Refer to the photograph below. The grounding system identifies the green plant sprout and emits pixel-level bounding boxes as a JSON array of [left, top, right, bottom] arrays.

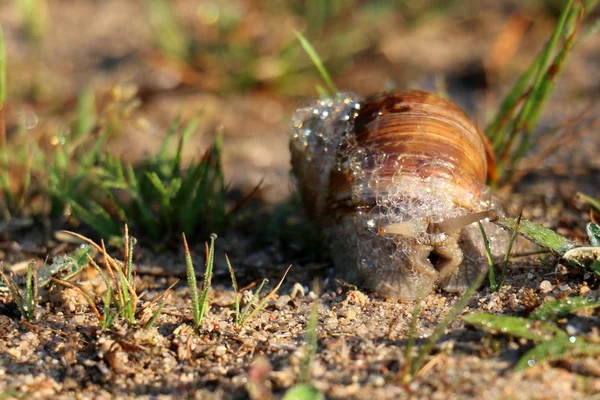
[[480, 213, 522, 292], [185, 233, 216, 331], [0, 244, 95, 320], [64, 228, 141, 326], [227, 254, 292, 328], [401, 267, 489, 383], [283, 282, 323, 400]]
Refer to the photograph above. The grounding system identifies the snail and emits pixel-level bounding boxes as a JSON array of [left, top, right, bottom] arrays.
[[289, 89, 510, 300]]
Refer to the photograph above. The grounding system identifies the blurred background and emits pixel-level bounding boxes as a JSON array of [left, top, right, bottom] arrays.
[[0, 0, 598, 205]]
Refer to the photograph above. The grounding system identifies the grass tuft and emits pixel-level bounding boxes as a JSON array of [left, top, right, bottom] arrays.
[[63, 229, 141, 327], [481, 212, 522, 292], [50, 110, 226, 244], [228, 259, 292, 328], [485, 0, 595, 185]]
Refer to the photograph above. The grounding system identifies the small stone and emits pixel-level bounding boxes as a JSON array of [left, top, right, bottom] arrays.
[[559, 284, 570, 292], [580, 285, 590, 295], [275, 295, 291, 309], [214, 345, 227, 357], [539, 280, 553, 293], [345, 308, 357, 320], [290, 283, 305, 299]]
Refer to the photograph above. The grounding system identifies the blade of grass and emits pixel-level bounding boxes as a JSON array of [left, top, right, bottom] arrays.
[[25, 261, 36, 320], [240, 265, 292, 327], [515, 337, 600, 371], [478, 222, 497, 291], [239, 278, 268, 326], [507, 5, 583, 169], [294, 30, 337, 96], [498, 212, 522, 289], [411, 267, 488, 376], [494, 217, 576, 254], [0, 24, 10, 217], [183, 233, 201, 328], [299, 289, 319, 384], [531, 296, 600, 321], [197, 234, 217, 324], [462, 313, 566, 341], [0, 24, 5, 106], [400, 299, 422, 384], [225, 254, 241, 326], [577, 192, 600, 213]]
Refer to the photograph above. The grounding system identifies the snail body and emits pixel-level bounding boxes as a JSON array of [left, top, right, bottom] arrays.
[[289, 89, 509, 300]]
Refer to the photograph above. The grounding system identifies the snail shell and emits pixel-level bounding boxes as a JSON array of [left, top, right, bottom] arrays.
[[289, 89, 509, 300]]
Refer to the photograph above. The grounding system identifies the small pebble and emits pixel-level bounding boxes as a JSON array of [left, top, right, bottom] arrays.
[[559, 284, 570, 292], [290, 282, 305, 299], [580, 285, 590, 295], [214, 345, 227, 357], [539, 280, 553, 293], [275, 295, 291, 309]]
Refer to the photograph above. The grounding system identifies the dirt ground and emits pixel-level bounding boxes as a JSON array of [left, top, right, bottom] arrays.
[[1, 1, 600, 399]]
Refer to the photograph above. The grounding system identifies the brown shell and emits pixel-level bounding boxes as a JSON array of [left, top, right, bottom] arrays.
[[328, 90, 492, 213]]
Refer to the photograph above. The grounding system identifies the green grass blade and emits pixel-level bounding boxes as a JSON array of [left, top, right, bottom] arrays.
[[89, 256, 114, 328], [487, 53, 541, 148], [294, 30, 337, 96], [183, 233, 201, 328], [73, 87, 96, 139], [146, 0, 190, 61], [240, 278, 267, 325], [0, 24, 6, 106], [145, 296, 168, 329], [577, 192, 600, 213], [478, 222, 497, 291], [25, 261, 36, 320], [225, 254, 241, 326], [530, 296, 600, 321], [198, 234, 217, 323], [515, 338, 600, 371], [157, 114, 181, 161], [514, 0, 574, 126], [462, 313, 566, 341], [411, 268, 488, 376], [299, 297, 319, 384], [498, 213, 521, 289], [241, 265, 292, 327], [494, 217, 576, 254]]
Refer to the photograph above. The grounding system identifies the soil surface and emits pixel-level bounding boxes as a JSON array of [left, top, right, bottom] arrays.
[[1, 1, 600, 399]]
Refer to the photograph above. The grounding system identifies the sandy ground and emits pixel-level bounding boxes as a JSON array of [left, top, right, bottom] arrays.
[[1, 1, 600, 399]]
